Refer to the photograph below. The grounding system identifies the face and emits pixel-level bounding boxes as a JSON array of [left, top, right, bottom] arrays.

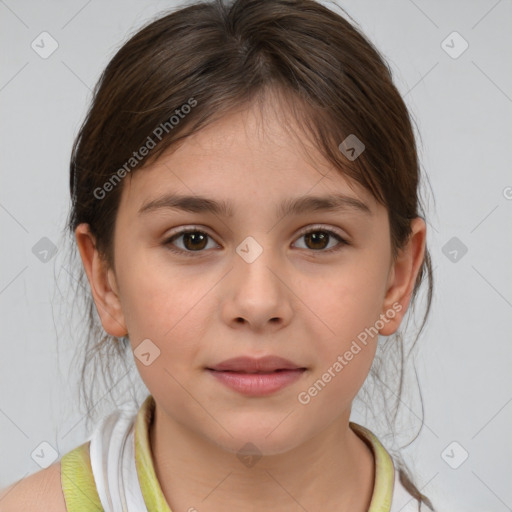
[[77, 100, 425, 457]]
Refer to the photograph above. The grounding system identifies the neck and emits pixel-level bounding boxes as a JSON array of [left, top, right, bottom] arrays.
[[148, 405, 375, 512]]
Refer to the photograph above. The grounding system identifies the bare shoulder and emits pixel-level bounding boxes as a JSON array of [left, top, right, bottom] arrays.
[[0, 461, 67, 512]]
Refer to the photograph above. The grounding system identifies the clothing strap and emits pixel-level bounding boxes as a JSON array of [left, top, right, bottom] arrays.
[[61, 405, 149, 512], [350, 421, 395, 512], [134, 395, 173, 511], [88, 406, 148, 512]]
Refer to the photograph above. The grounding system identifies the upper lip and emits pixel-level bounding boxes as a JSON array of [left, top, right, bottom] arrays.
[[207, 356, 306, 373]]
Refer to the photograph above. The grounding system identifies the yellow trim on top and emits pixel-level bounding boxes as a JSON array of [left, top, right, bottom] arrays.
[[350, 422, 395, 512], [135, 394, 173, 511], [60, 440, 104, 511]]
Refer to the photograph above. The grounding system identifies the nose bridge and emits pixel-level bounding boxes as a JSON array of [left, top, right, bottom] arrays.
[[235, 234, 267, 266], [233, 234, 280, 289]]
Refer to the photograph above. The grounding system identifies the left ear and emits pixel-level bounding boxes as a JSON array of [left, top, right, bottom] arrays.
[[378, 217, 427, 336]]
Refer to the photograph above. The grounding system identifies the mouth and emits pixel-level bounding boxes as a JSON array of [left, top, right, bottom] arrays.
[[207, 368, 306, 374], [206, 355, 307, 373], [205, 358, 307, 397]]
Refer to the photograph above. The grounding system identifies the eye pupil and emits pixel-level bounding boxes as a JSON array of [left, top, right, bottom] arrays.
[[183, 231, 208, 250], [305, 231, 328, 250]]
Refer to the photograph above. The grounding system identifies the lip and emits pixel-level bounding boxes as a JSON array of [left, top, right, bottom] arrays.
[[206, 356, 307, 396], [206, 368, 306, 396], [207, 355, 305, 373]]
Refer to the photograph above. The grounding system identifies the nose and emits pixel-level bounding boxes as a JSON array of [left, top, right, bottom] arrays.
[[220, 238, 294, 333]]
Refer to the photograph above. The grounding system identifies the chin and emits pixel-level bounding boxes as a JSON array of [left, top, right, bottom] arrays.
[[209, 422, 305, 459]]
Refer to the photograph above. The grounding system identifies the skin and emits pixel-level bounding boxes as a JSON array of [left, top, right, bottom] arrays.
[[75, 98, 426, 511]]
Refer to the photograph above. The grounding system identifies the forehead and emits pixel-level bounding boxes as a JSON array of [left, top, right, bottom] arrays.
[[119, 103, 379, 217]]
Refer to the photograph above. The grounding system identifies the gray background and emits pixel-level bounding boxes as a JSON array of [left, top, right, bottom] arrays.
[[1, 1, 511, 510]]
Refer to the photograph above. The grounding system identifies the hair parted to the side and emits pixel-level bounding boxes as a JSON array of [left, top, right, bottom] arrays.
[[61, 0, 435, 509]]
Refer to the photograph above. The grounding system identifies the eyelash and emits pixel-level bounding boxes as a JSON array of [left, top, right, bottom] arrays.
[[162, 225, 349, 257]]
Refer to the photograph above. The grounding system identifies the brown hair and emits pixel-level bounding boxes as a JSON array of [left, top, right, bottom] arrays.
[[63, 0, 435, 509]]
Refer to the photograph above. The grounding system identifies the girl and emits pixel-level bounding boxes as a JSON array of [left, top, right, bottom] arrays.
[[1, 0, 436, 510]]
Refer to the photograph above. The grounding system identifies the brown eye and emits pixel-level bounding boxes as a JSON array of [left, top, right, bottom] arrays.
[[181, 231, 208, 251], [304, 231, 329, 250], [294, 227, 348, 253], [163, 229, 218, 255]]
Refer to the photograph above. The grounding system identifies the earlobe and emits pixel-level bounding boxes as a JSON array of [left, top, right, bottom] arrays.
[[75, 223, 128, 337], [378, 217, 427, 336]]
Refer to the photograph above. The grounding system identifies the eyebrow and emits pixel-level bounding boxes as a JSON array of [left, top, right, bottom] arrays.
[[138, 192, 372, 218]]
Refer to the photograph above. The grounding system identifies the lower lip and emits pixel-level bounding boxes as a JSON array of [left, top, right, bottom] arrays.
[[206, 369, 306, 396]]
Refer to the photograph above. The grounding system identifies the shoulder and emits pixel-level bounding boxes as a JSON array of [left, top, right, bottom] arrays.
[[0, 461, 67, 512]]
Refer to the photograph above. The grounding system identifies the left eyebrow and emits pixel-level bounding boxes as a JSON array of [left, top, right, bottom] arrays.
[[137, 192, 372, 218], [276, 193, 372, 218]]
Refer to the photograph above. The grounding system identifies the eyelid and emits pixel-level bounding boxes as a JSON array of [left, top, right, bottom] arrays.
[[165, 224, 214, 237], [165, 223, 349, 240], [297, 223, 348, 239]]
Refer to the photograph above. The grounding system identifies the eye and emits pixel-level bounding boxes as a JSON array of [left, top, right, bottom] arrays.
[[163, 228, 219, 256], [162, 225, 349, 257], [293, 225, 349, 253]]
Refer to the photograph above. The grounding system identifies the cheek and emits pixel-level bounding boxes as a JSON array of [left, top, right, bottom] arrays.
[[122, 261, 210, 395], [298, 261, 385, 389], [117, 252, 210, 339], [308, 263, 385, 340], [115, 265, 210, 396], [300, 292, 379, 412]]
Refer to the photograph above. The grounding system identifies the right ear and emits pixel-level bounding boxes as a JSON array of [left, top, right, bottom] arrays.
[[75, 223, 128, 338]]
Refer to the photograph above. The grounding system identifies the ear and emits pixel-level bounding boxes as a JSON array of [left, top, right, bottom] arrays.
[[378, 217, 427, 336], [75, 223, 128, 337]]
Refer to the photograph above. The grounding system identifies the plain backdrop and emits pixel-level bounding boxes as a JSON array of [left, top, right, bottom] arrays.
[[1, 1, 511, 510]]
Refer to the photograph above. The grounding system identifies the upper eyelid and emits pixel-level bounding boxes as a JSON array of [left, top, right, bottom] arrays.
[[165, 224, 348, 244]]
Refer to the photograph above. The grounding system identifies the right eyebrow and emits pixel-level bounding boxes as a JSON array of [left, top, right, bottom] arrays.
[[138, 194, 234, 217]]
